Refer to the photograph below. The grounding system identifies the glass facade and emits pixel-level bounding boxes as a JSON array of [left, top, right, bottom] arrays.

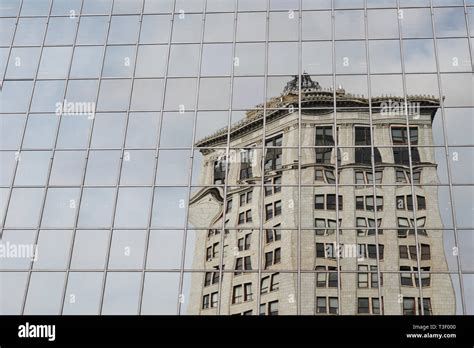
[[0, 0, 473, 316]]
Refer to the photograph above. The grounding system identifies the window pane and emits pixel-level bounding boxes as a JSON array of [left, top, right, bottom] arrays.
[[0, 189, 8, 227], [51, 0, 82, 15], [33, 230, 73, 269], [20, 0, 49, 15], [77, 188, 116, 228], [401, 8, 433, 38], [76, 16, 109, 45], [335, 10, 365, 40], [403, 39, 436, 73], [469, 8, 474, 36], [0, 272, 28, 314], [0, 115, 25, 150], [114, 188, 152, 228], [369, 41, 401, 74], [45, 17, 77, 45], [70, 46, 104, 78], [0, 81, 34, 113], [140, 15, 172, 44], [204, 13, 234, 42], [367, 0, 396, 7], [195, 111, 229, 142], [335, 0, 364, 8], [151, 187, 187, 228], [135, 45, 168, 78], [453, 186, 474, 228], [440, 73, 473, 107], [2, 48, 11, 76], [102, 272, 141, 315], [156, 150, 191, 185], [0, 156, 16, 187], [146, 230, 183, 269], [238, 0, 267, 11], [0, 0, 22, 17], [172, 14, 203, 43], [141, 272, 180, 314], [85, 150, 121, 186], [175, 0, 204, 12], [41, 188, 80, 228], [49, 151, 86, 186], [97, 79, 132, 112], [303, 42, 332, 74], [168, 44, 200, 77], [335, 41, 367, 74], [269, 12, 298, 41], [201, 44, 233, 76], [131, 79, 164, 111], [23, 114, 59, 149], [5, 188, 45, 228], [234, 43, 265, 76], [90, 113, 126, 148], [6, 47, 41, 79], [232, 77, 264, 109], [14, 18, 47, 46], [164, 78, 197, 111], [0, 230, 36, 269], [236, 12, 266, 42], [113, 0, 142, 14], [63, 272, 104, 315], [433, 0, 464, 5], [445, 109, 474, 146], [109, 230, 147, 269], [302, 11, 332, 40], [82, 0, 113, 14], [108, 15, 140, 44], [434, 7, 468, 38], [268, 42, 298, 75], [31, 80, 67, 113], [338, 74, 369, 97], [57, 115, 93, 149], [270, 0, 299, 10], [159, 112, 194, 148], [103, 45, 136, 78], [207, 0, 235, 12], [71, 230, 110, 269], [437, 39, 472, 73], [120, 150, 155, 185], [24, 272, 66, 315], [65, 79, 99, 107], [126, 112, 160, 148], [14, 151, 51, 186], [368, 9, 399, 39], [198, 78, 231, 110], [144, 0, 174, 13]]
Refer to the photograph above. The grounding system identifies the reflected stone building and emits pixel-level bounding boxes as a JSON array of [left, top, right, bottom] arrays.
[[188, 74, 455, 315]]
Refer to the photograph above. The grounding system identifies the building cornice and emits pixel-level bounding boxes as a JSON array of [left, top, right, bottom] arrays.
[[195, 75, 440, 148]]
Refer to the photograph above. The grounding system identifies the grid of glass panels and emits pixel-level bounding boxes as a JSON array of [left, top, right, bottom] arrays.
[[0, 0, 473, 316]]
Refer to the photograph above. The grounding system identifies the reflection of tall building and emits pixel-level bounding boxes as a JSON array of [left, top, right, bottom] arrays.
[[188, 74, 455, 315]]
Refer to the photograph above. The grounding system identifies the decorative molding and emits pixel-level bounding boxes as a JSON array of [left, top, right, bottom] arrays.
[[194, 74, 440, 148]]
